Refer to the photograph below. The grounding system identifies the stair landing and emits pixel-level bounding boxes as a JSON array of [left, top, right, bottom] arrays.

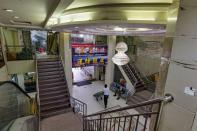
[[41, 112, 83, 131]]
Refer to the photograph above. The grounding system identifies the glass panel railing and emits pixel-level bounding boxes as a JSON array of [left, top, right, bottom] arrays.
[[0, 81, 32, 130], [6, 46, 33, 61]]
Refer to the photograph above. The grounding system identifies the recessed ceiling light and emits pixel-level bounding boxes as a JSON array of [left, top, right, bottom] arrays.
[[4, 9, 13, 12], [14, 16, 19, 19]]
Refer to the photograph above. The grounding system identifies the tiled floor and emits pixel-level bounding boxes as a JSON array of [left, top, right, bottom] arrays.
[[71, 81, 137, 114], [71, 80, 149, 130]]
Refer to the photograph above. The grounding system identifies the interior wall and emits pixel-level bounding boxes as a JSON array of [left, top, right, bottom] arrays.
[[135, 56, 161, 76], [134, 36, 163, 76], [7, 60, 35, 74], [0, 66, 9, 81]]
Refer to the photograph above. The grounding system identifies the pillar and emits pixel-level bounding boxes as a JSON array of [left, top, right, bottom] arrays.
[[105, 36, 116, 87], [59, 33, 73, 91], [0, 27, 9, 81], [158, 1, 197, 131]]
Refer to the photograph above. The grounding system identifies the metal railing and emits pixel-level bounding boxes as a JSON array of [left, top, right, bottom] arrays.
[[83, 95, 173, 131], [0, 81, 34, 130], [122, 65, 138, 85], [70, 96, 87, 130], [35, 55, 42, 131], [70, 96, 87, 116], [0, 47, 5, 68]]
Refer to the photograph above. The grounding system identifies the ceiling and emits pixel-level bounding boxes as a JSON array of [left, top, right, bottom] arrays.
[[0, 0, 60, 27], [66, 0, 174, 10], [0, 0, 180, 35], [181, 0, 197, 6]]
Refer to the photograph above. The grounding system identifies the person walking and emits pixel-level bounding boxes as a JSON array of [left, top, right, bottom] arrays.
[[103, 84, 109, 108]]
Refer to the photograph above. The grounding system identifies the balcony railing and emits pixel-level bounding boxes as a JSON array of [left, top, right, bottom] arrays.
[[0, 47, 5, 68], [83, 95, 174, 131], [70, 96, 87, 116], [6, 45, 34, 61]]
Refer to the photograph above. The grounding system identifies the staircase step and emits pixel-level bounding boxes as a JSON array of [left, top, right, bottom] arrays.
[[38, 74, 61, 80], [39, 85, 67, 92], [38, 70, 64, 77], [37, 58, 59, 62], [40, 98, 69, 107], [39, 81, 66, 88], [38, 67, 61, 73], [39, 78, 64, 84], [40, 102, 70, 112], [40, 94, 69, 102], [37, 61, 60, 65], [40, 89, 68, 98], [38, 64, 60, 69], [40, 107, 72, 119]]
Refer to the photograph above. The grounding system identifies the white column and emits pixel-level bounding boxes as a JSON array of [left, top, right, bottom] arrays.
[[105, 36, 116, 87], [159, 2, 197, 131], [59, 33, 73, 91]]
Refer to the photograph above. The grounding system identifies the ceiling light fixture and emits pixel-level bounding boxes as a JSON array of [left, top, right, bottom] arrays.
[[167, 17, 177, 21], [127, 18, 156, 21], [14, 16, 19, 19], [4, 9, 13, 12], [112, 42, 130, 65], [114, 27, 126, 32], [137, 28, 152, 31]]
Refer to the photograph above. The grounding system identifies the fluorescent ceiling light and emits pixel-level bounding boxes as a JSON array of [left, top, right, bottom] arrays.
[[4, 9, 13, 12], [114, 27, 126, 32], [127, 18, 156, 21], [14, 16, 19, 19], [167, 17, 177, 21], [137, 28, 152, 31]]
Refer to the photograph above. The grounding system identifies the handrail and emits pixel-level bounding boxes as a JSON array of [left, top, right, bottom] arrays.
[[70, 96, 87, 115], [0, 81, 31, 99], [84, 98, 163, 118], [35, 55, 41, 131], [83, 95, 173, 131], [126, 64, 139, 82], [6, 45, 32, 47]]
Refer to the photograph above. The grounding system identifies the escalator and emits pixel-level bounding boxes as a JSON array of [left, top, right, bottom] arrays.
[[120, 62, 156, 113], [121, 63, 145, 92], [0, 81, 37, 131]]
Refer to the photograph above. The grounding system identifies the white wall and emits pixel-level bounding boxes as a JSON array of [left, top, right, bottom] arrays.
[[135, 55, 160, 76], [0, 66, 9, 81], [7, 60, 35, 74]]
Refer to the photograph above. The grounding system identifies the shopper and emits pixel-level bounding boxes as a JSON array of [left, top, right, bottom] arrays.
[[114, 79, 126, 100], [103, 84, 109, 108]]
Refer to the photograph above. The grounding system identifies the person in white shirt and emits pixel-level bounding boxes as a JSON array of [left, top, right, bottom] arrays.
[[103, 84, 109, 108]]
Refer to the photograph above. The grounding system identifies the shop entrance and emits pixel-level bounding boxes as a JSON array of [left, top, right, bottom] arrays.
[[71, 34, 108, 86]]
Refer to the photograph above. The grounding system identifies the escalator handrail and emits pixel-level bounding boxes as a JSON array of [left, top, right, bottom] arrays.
[[0, 81, 31, 99]]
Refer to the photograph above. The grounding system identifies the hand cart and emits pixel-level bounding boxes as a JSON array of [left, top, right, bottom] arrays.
[[93, 91, 104, 101]]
